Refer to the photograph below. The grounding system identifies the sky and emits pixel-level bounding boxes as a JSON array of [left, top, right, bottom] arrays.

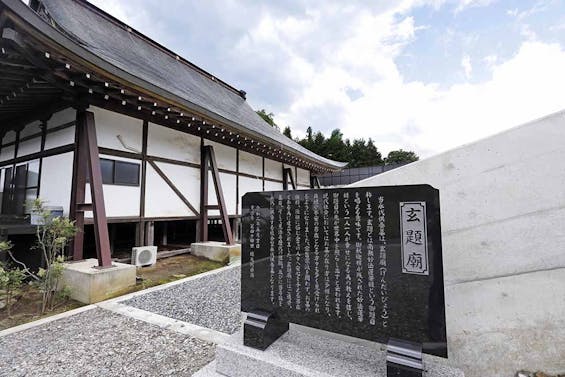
[[86, 0, 565, 158]]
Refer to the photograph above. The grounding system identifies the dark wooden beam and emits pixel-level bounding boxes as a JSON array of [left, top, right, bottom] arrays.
[[236, 149, 239, 216], [138, 120, 148, 246], [72, 110, 112, 267], [199, 139, 209, 242], [0, 143, 74, 168]]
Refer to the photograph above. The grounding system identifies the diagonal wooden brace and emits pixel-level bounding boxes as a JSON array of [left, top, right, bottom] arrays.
[[70, 110, 112, 267]]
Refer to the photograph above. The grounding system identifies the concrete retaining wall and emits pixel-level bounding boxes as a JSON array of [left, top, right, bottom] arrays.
[[349, 110, 565, 377]]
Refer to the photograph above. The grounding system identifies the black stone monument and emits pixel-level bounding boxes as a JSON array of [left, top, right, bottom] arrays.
[[241, 185, 447, 375]]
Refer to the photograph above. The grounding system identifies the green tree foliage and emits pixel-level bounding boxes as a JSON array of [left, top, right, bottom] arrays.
[[297, 127, 389, 168], [257, 109, 418, 168], [256, 109, 278, 130], [384, 149, 419, 164], [0, 242, 25, 318], [283, 126, 292, 139]]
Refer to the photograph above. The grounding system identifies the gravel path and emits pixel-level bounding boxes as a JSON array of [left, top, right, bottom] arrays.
[[0, 308, 215, 377], [123, 265, 242, 334]]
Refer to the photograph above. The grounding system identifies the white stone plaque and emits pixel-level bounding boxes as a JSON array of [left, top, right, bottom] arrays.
[[400, 201, 429, 275]]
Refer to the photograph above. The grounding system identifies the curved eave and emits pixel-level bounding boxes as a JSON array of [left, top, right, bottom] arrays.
[[0, 0, 346, 173]]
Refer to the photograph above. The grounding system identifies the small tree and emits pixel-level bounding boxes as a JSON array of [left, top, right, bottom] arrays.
[[0, 242, 25, 317], [8, 199, 77, 314]]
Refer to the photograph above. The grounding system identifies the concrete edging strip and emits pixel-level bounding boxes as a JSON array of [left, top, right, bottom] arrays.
[[0, 262, 240, 338], [98, 301, 231, 345], [0, 304, 97, 338]]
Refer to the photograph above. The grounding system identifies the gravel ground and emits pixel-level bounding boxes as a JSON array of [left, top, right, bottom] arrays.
[[123, 265, 242, 334], [0, 308, 215, 377]]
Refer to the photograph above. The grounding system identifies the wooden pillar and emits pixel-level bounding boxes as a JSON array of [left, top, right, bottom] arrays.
[[137, 120, 148, 246], [70, 110, 112, 267], [262, 157, 265, 191], [199, 142, 210, 242], [199, 144, 234, 245], [146, 221, 154, 246], [283, 167, 296, 190], [161, 222, 168, 246]]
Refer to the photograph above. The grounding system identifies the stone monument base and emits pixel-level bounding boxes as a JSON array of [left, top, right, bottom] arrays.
[[191, 242, 241, 263], [62, 258, 136, 304], [195, 326, 464, 377]]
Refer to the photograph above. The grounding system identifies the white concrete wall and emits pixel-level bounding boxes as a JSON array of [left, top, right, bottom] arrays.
[[350, 110, 565, 377]]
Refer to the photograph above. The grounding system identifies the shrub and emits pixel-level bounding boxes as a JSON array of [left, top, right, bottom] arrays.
[[7, 199, 77, 314], [0, 243, 25, 317]]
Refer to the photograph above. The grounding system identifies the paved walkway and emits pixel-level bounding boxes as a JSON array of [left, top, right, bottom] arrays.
[[0, 264, 242, 377]]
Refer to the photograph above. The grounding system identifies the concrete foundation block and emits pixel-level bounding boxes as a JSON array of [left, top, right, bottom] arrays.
[[191, 242, 241, 263], [62, 258, 136, 304], [195, 327, 464, 377]]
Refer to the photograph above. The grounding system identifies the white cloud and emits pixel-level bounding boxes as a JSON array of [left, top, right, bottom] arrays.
[[482, 54, 498, 67], [461, 55, 472, 79], [342, 41, 565, 156], [85, 0, 565, 159]]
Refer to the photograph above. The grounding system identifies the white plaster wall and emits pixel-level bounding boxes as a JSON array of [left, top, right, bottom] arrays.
[[238, 176, 263, 213], [204, 140, 236, 171], [39, 152, 73, 216], [148, 122, 200, 163], [20, 121, 41, 138], [239, 150, 263, 177], [0, 145, 15, 162], [84, 154, 141, 218], [2, 130, 16, 144], [91, 106, 142, 153], [47, 108, 75, 129], [297, 167, 310, 186], [45, 126, 75, 149], [206, 171, 237, 216], [145, 162, 199, 218], [350, 110, 565, 377], [264, 158, 283, 180], [264, 180, 283, 192], [84, 183, 140, 218], [17, 138, 41, 158]]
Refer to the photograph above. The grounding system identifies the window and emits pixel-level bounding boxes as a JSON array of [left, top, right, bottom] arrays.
[[88, 159, 140, 186], [100, 159, 114, 184], [114, 160, 140, 185], [1, 160, 40, 215]]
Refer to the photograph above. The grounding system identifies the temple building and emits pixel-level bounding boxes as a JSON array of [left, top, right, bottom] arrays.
[[0, 0, 345, 266]]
